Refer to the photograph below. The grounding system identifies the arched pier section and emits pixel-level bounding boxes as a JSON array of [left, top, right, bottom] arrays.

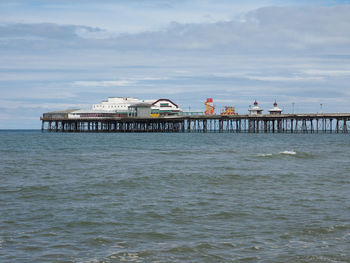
[[41, 114, 350, 133]]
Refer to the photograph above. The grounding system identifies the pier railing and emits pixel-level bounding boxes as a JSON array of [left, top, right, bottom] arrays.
[[40, 113, 350, 133]]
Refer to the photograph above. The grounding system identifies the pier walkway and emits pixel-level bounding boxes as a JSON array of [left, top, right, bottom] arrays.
[[41, 113, 350, 133]]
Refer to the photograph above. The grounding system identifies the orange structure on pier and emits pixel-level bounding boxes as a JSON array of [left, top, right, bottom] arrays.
[[204, 98, 215, 115], [221, 106, 237, 116]]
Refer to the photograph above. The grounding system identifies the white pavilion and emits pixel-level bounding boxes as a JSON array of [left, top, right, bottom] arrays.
[[268, 101, 283, 115], [248, 100, 263, 115]]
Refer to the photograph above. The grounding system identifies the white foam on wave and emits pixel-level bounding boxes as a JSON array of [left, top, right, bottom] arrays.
[[257, 153, 273, 157], [280, 150, 297, 155], [117, 252, 141, 262]]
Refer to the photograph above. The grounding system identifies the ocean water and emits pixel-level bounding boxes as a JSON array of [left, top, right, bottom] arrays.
[[0, 130, 349, 263]]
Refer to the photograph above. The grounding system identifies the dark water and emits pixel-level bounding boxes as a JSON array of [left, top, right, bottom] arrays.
[[0, 130, 349, 262]]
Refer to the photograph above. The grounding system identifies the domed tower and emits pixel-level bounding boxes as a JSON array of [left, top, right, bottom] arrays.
[[248, 100, 263, 115], [268, 101, 283, 115]]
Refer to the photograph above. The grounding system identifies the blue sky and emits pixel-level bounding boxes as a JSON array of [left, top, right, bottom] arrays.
[[1, 0, 350, 128]]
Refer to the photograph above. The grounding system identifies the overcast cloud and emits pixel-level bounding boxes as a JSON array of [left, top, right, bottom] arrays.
[[0, 1, 350, 128]]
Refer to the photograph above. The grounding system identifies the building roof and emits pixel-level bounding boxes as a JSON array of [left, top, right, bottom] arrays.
[[269, 108, 283, 112], [129, 103, 153, 108], [152, 98, 179, 108], [44, 109, 80, 114], [249, 106, 263, 111], [69, 109, 120, 114]]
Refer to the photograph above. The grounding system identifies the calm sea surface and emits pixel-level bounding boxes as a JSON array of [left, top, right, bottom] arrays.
[[0, 130, 349, 262]]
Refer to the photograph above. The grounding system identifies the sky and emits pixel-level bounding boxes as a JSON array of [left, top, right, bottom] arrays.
[[1, 0, 350, 128]]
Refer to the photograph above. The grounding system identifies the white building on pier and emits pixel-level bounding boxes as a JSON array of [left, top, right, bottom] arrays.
[[87, 97, 182, 117], [248, 100, 263, 115], [268, 101, 283, 115]]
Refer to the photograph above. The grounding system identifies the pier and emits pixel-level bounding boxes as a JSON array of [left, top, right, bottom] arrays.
[[41, 113, 350, 133]]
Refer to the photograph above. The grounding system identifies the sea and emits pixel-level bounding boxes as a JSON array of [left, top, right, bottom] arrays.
[[0, 130, 349, 263]]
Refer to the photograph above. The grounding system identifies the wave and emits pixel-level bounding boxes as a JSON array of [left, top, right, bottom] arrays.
[[279, 150, 297, 155], [256, 150, 298, 158], [256, 153, 273, 157]]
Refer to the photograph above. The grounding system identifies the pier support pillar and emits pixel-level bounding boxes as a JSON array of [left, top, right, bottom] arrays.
[[203, 120, 207, 133], [336, 119, 339, 133], [187, 120, 191, 133], [343, 119, 348, 133]]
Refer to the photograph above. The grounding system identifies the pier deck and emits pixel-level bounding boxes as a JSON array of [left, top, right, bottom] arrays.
[[41, 113, 350, 133]]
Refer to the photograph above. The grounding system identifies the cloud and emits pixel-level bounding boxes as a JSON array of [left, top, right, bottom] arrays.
[[72, 80, 135, 87], [1, 5, 350, 54], [0, 0, 284, 34], [246, 76, 324, 82], [0, 23, 102, 40], [0, 99, 90, 110], [302, 69, 350, 77], [214, 99, 235, 103], [104, 5, 350, 53], [0, 23, 109, 52]]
